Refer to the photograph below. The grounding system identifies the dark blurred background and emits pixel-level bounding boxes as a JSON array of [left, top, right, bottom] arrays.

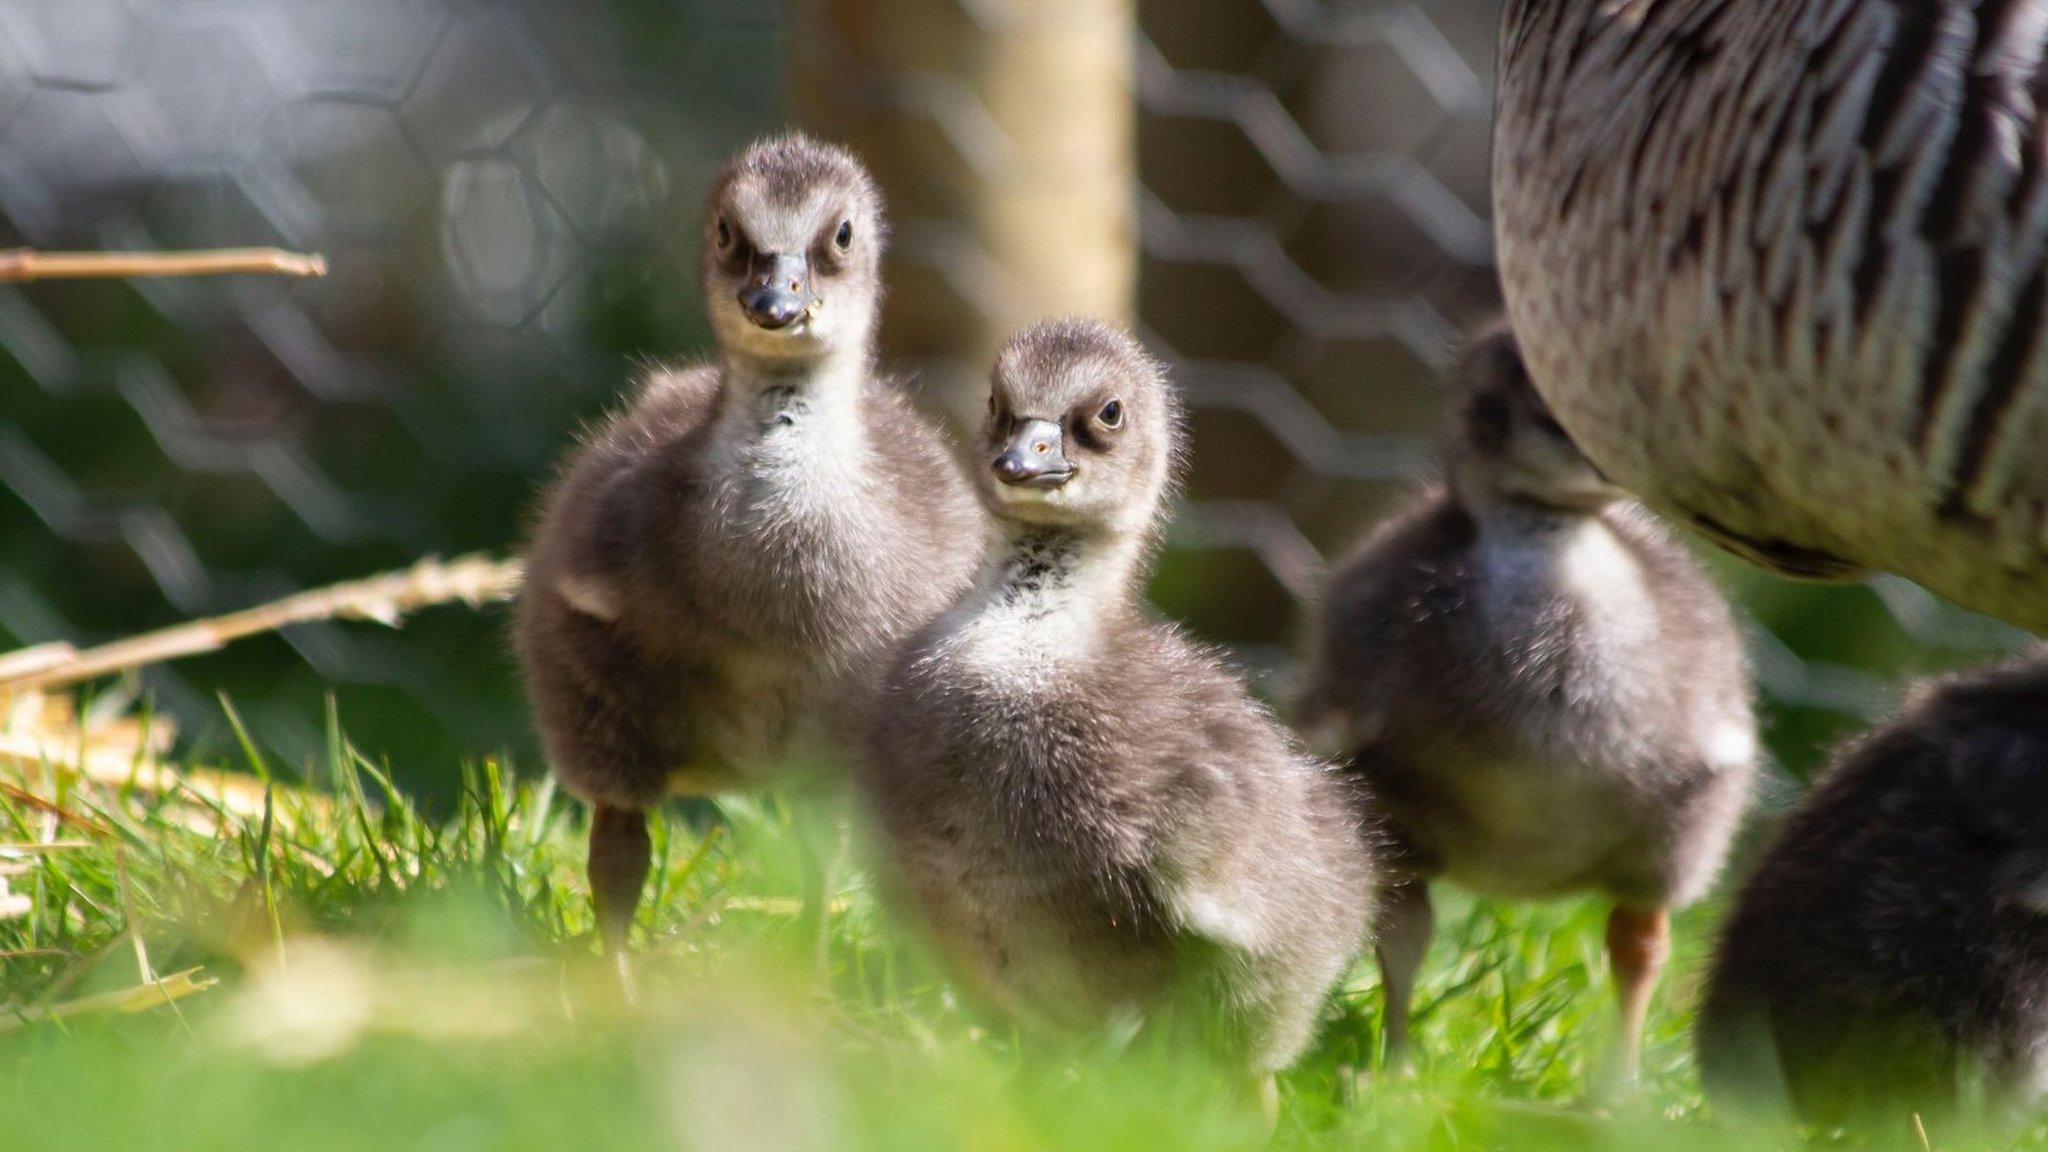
[[0, 0, 2024, 792]]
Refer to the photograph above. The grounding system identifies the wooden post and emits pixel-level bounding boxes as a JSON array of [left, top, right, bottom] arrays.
[[789, 0, 1137, 411]]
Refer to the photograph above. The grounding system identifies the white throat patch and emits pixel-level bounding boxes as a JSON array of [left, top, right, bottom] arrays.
[[713, 356, 870, 523], [934, 531, 1137, 696], [1479, 514, 1659, 685]]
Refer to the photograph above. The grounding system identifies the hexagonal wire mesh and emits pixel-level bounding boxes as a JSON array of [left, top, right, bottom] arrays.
[[0, 0, 2023, 788], [1130, 0, 2025, 781], [0, 0, 780, 779]]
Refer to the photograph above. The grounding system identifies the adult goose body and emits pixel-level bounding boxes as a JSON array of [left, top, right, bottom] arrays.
[[1495, 0, 2048, 630]]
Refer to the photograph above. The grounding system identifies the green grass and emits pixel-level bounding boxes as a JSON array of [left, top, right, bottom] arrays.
[[1, 702, 2039, 1151]]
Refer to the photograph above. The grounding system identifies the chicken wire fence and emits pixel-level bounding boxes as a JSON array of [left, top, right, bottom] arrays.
[[0, 0, 2019, 784]]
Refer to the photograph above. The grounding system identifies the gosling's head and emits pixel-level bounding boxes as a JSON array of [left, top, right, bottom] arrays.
[[1446, 324, 1620, 514], [701, 134, 885, 367], [982, 319, 1180, 538]]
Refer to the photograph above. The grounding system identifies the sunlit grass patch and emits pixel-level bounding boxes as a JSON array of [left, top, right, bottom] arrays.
[[4, 700, 2046, 1152]]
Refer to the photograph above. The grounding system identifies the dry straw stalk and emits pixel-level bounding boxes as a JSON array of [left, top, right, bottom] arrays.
[[0, 967, 217, 1034], [0, 247, 326, 282], [0, 554, 523, 825], [0, 554, 525, 694]]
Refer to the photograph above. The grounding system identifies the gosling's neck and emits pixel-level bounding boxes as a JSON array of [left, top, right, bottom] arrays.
[[1462, 477, 1650, 642], [1452, 471, 1609, 540], [1469, 497, 1593, 542], [713, 347, 869, 454], [943, 520, 1147, 686], [987, 522, 1142, 610], [716, 344, 868, 434]]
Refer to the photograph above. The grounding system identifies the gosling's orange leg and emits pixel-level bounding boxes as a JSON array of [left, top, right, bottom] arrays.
[[1603, 904, 1671, 1090]]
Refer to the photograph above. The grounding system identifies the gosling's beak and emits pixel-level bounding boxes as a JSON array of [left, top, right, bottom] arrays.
[[1574, 462, 1625, 496], [738, 251, 818, 331], [992, 418, 1073, 489], [1555, 473, 1626, 513]]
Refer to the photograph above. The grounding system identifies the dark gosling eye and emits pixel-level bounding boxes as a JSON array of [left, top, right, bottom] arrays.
[[1098, 399, 1124, 428], [835, 220, 853, 250]]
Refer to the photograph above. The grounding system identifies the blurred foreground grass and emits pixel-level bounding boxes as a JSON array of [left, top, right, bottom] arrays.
[[2, 702, 2041, 1152]]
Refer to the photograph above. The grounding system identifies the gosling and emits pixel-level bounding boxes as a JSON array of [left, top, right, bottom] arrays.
[[515, 135, 983, 964], [1699, 651, 2048, 1130], [863, 319, 1374, 1083], [1297, 325, 1757, 1083]]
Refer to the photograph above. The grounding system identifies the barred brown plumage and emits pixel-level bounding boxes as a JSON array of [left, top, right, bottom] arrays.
[[1496, 0, 2048, 631]]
